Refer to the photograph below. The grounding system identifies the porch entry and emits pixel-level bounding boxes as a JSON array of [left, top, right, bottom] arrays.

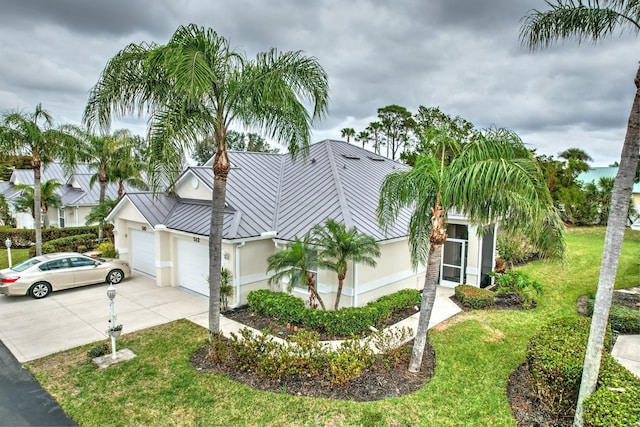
[[440, 224, 468, 288]]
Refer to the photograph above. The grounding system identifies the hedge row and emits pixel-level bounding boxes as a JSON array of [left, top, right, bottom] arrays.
[[454, 284, 495, 309], [587, 298, 640, 334], [0, 225, 111, 249], [526, 317, 639, 425], [29, 233, 99, 257], [247, 288, 420, 337]]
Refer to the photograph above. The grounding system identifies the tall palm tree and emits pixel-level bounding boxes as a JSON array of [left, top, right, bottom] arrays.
[[340, 127, 356, 143], [83, 24, 329, 334], [355, 130, 371, 149], [107, 135, 148, 198], [14, 179, 62, 228], [521, 3, 640, 424], [367, 121, 383, 154], [378, 127, 564, 372], [0, 104, 76, 254], [266, 235, 326, 310], [310, 219, 380, 310]]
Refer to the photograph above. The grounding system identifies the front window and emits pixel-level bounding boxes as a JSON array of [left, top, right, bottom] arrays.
[[58, 207, 65, 228], [69, 256, 96, 267]]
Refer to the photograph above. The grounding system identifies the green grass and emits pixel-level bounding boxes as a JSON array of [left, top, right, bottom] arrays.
[[0, 248, 31, 269], [26, 227, 640, 426]]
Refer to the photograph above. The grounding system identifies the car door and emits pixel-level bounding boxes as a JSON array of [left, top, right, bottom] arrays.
[[39, 258, 75, 290], [69, 256, 104, 286]]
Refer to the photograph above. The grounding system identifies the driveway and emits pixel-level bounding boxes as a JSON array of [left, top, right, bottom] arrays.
[[0, 274, 209, 363]]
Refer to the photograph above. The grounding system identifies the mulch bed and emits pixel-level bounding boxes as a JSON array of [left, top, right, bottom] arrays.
[[190, 293, 557, 424]]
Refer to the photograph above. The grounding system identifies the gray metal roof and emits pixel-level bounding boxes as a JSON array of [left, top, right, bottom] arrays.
[[2, 163, 145, 207], [119, 140, 413, 241]]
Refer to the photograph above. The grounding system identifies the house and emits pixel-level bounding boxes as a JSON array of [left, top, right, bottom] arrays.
[[107, 140, 497, 309], [576, 166, 640, 227], [2, 163, 136, 228]]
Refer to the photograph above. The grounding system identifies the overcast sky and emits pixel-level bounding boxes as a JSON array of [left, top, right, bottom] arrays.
[[0, 0, 637, 166]]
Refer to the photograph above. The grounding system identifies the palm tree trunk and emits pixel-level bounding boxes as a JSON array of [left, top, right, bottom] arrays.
[[574, 63, 640, 427], [307, 273, 326, 311], [409, 241, 443, 372], [409, 202, 448, 372], [334, 273, 346, 310], [98, 174, 107, 240], [33, 162, 42, 256], [208, 146, 230, 335]]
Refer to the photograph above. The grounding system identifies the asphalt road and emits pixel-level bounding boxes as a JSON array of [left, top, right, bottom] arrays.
[[0, 340, 76, 427]]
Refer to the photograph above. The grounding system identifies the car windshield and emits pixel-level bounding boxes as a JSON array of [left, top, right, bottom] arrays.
[[11, 257, 43, 272]]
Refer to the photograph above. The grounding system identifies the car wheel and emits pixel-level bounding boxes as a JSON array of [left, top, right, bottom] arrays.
[[29, 282, 51, 299], [107, 269, 124, 284]]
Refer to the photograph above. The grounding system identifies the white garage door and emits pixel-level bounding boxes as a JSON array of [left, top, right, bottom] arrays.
[[131, 229, 156, 277], [176, 239, 210, 296]]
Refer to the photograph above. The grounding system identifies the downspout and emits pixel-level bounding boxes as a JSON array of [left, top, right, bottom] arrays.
[[352, 262, 359, 307], [234, 241, 246, 307]]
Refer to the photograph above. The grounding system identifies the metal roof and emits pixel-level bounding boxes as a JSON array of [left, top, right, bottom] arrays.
[[118, 140, 412, 242], [577, 167, 640, 193]]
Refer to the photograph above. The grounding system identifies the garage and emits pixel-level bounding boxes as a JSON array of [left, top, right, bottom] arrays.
[[130, 229, 156, 277], [176, 239, 210, 296]]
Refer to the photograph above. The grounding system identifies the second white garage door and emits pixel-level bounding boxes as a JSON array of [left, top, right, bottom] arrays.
[[131, 229, 156, 277], [176, 239, 210, 296]]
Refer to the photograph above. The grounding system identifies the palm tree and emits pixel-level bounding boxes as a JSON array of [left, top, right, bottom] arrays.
[[378, 127, 564, 372], [340, 127, 356, 143], [83, 24, 329, 334], [355, 130, 371, 149], [108, 135, 148, 198], [521, 3, 640, 424], [310, 219, 380, 310], [85, 198, 117, 231], [367, 121, 383, 154], [13, 179, 62, 228], [0, 104, 76, 254], [266, 235, 326, 310]]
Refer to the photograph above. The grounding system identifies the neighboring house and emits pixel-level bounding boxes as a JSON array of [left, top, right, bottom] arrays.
[[576, 166, 640, 226], [107, 139, 497, 309], [1, 163, 134, 228]]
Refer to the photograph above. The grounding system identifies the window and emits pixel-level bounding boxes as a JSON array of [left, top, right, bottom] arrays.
[[69, 256, 96, 268], [58, 207, 65, 228], [40, 258, 71, 271]]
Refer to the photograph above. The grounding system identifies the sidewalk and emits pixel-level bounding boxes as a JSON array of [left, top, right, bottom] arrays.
[[612, 335, 640, 379]]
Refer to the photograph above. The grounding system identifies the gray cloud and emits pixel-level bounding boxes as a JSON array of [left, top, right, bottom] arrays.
[[0, 0, 636, 167]]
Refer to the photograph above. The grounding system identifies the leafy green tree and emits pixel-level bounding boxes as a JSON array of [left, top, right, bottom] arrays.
[[84, 24, 329, 334], [521, 3, 640, 423], [310, 219, 380, 310], [402, 106, 477, 166], [377, 105, 415, 160], [340, 127, 356, 143], [14, 179, 62, 228], [378, 127, 564, 372], [266, 235, 326, 310], [0, 104, 76, 254]]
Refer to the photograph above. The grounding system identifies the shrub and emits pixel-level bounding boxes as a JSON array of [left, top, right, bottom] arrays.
[[586, 299, 640, 334], [583, 355, 640, 426], [95, 241, 118, 258], [526, 317, 613, 417], [454, 284, 495, 309], [87, 342, 109, 359], [246, 288, 420, 337], [493, 270, 543, 308], [29, 233, 98, 257], [0, 225, 106, 250], [496, 231, 538, 267]]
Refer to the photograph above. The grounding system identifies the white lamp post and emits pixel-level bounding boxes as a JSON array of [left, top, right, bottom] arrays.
[[107, 284, 117, 359], [5, 238, 12, 268]]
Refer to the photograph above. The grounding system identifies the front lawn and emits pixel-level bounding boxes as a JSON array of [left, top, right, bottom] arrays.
[[26, 227, 640, 426], [0, 248, 31, 269]]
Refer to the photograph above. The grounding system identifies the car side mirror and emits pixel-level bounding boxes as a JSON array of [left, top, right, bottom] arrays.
[[94, 261, 100, 267]]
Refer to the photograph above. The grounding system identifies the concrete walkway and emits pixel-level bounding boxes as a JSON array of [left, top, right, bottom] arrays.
[[612, 335, 640, 379], [189, 286, 463, 351]]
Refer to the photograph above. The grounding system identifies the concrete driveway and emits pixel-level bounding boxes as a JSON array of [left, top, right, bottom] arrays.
[[0, 274, 209, 363]]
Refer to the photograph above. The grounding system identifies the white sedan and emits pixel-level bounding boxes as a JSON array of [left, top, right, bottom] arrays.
[[0, 252, 131, 299]]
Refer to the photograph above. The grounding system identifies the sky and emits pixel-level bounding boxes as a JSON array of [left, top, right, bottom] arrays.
[[0, 0, 637, 167]]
